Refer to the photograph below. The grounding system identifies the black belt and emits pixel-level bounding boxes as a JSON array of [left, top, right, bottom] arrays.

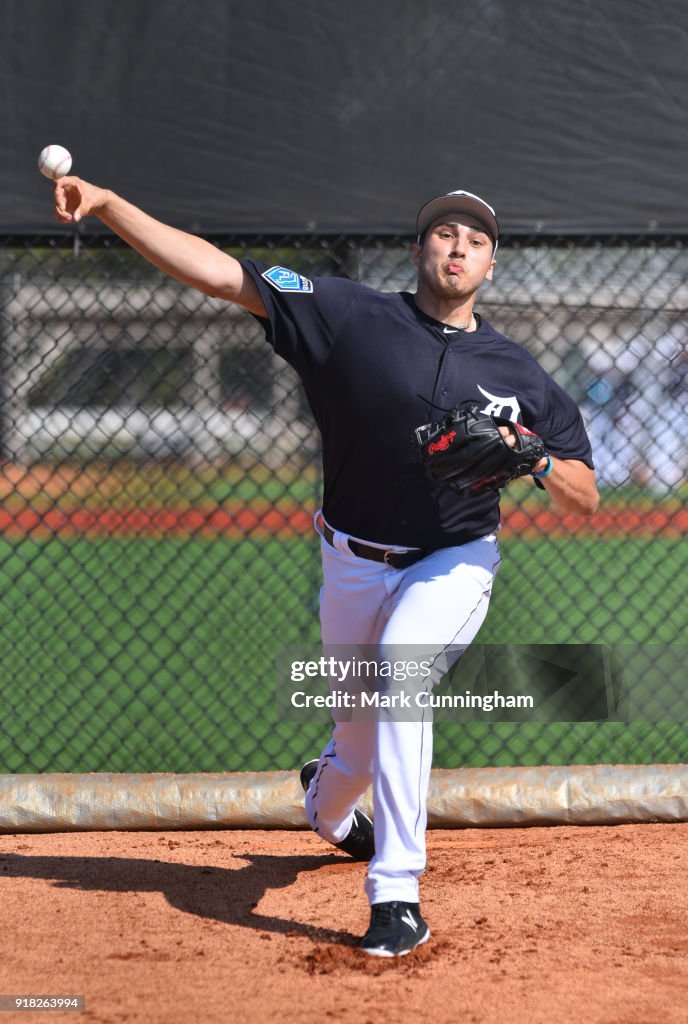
[[320, 520, 429, 570]]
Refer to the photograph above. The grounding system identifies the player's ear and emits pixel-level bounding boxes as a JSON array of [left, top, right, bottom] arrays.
[[412, 241, 422, 267], [485, 257, 496, 281]]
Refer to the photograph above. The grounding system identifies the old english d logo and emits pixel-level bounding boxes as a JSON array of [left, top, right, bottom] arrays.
[[262, 266, 314, 293], [477, 385, 522, 422]]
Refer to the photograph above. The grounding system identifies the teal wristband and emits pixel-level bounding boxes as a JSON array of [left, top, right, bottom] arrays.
[[532, 455, 553, 479]]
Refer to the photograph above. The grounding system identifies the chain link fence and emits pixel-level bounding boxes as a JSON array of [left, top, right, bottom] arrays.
[[0, 233, 686, 774]]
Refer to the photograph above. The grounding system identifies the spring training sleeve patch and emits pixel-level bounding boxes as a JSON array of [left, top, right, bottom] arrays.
[[241, 258, 361, 374], [261, 266, 314, 293]]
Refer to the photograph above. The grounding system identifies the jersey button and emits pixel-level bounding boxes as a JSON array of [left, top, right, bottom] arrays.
[[447, 346, 452, 353], [441, 388, 448, 396]]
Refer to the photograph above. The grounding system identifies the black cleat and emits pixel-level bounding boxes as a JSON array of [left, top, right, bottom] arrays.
[[299, 758, 320, 794], [334, 808, 376, 861], [361, 901, 430, 957], [300, 759, 375, 862]]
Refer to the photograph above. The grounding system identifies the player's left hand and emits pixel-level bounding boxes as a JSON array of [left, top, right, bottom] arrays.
[[414, 404, 547, 494], [499, 424, 549, 473], [498, 424, 516, 447]]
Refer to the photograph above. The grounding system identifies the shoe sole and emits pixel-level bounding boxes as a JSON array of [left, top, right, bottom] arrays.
[[362, 926, 431, 958]]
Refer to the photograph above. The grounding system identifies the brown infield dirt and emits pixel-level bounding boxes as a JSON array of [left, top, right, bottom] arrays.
[[1, 823, 687, 1024]]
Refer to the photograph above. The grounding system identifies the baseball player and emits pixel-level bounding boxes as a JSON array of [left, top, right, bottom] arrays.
[[53, 180, 598, 957]]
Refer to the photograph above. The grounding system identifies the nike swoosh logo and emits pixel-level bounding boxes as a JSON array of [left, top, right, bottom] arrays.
[[443, 327, 458, 334], [401, 910, 418, 931]]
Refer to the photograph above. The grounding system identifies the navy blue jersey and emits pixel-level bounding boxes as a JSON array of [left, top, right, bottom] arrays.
[[241, 260, 593, 548]]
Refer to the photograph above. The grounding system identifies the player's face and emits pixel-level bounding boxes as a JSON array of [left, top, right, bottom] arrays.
[[412, 217, 495, 300]]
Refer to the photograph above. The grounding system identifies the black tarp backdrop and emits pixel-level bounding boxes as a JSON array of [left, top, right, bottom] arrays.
[[2, 0, 687, 234]]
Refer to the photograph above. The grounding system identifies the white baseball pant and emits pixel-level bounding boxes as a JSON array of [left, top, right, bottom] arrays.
[[305, 512, 501, 905]]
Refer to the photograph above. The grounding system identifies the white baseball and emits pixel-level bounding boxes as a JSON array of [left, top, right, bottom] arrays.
[[37, 145, 73, 180]]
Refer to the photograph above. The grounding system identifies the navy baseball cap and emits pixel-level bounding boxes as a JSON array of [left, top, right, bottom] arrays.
[[416, 190, 499, 249]]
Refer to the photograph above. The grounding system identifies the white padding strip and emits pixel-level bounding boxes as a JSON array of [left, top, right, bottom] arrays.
[[0, 764, 686, 833]]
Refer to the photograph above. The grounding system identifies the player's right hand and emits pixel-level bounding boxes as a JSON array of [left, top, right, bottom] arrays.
[[53, 177, 109, 224]]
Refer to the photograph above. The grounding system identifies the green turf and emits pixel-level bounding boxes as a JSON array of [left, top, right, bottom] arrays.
[[0, 533, 686, 773]]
